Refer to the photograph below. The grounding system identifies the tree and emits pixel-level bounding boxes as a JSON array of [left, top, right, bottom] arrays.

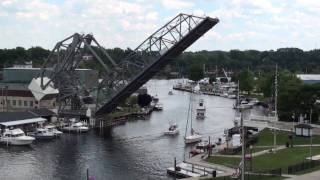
[[236, 69, 254, 94], [127, 95, 138, 107], [188, 64, 204, 82], [256, 72, 273, 97], [137, 94, 152, 107], [277, 72, 302, 121]]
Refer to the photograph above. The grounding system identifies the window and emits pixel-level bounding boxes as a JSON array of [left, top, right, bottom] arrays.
[[6, 100, 10, 105], [24, 101, 28, 106], [18, 100, 22, 106], [12, 100, 16, 106], [30, 101, 33, 107]]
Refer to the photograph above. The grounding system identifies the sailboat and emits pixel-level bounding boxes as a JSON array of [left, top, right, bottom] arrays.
[[184, 87, 202, 144]]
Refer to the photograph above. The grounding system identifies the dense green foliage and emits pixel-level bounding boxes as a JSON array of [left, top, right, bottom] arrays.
[[0, 47, 50, 68], [187, 64, 204, 81], [137, 94, 152, 107], [1, 47, 320, 74], [255, 70, 319, 122], [235, 69, 255, 94]]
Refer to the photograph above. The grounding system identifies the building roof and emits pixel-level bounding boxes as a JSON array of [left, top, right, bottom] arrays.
[[0, 111, 47, 126], [0, 89, 56, 100], [0, 117, 46, 126], [29, 108, 56, 117], [0, 112, 38, 122], [295, 123, 313, 129], [297, 74, 320, 81]]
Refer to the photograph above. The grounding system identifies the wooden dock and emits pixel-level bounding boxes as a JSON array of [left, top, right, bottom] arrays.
[[167, 161, 218, 178]]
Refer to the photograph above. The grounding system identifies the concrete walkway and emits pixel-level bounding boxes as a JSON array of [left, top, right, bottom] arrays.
[[184, 154, 235, 177]]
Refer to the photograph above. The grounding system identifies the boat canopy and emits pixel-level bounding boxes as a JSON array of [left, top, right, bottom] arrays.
[[0, 117, 46, 127]]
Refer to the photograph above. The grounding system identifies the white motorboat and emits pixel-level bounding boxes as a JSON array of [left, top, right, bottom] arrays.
[[28, 128, 55, 140], [228, 94, 237, 99], [154, 103, 163, 111], [164, 123, 179, 135], [44, 125, 63, 137], [62, 122, 89, 133], [196, 99, 206, 120], [168, 91, 173, 95], [0, 128, 35, 146]]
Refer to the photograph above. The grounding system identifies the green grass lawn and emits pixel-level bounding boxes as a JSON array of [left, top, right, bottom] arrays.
[[255, 128, 320, 146], [110, 106, 142, 118], [208, 147, 320, 174], [234, 147, 272, 155], [207, 156, 241, 168]]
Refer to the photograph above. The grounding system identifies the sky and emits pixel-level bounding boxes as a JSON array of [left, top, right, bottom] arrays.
[[0, 0, 320, 51]]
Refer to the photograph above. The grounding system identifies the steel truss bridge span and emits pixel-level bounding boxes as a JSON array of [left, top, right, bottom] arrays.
[[36, 13, 219, 118]]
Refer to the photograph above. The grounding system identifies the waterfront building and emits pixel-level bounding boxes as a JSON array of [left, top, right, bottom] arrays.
[[0, 67, 98, 111], [296, 74, 320, 84]]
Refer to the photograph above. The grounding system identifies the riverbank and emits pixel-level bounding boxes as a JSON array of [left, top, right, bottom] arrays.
[[174, 127, 320, 180]]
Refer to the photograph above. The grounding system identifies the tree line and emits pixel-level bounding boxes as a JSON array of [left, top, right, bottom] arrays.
[[1, 47, 320, 75]]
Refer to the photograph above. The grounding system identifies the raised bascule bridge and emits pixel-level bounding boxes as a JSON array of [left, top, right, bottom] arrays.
[[29, 13, 219, 125]]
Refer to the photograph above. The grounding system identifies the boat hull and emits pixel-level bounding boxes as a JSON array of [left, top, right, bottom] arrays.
[[62, 127, 89, 133], [164, 129, 179, 135], [1, 138, 34, 146], [184, 135, 202, 144], [34, 135, 55, 140]]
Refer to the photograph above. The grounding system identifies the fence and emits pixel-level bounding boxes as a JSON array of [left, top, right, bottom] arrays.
[[288, 160, 320, 174]]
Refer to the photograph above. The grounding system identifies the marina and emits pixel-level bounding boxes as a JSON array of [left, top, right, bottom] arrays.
[[0, 79, 237, 179]]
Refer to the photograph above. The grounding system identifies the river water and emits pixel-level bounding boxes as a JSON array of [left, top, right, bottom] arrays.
[[0, 79, 238, 180]]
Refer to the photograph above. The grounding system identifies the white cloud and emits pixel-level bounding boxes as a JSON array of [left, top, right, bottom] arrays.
[[161, 0, 194, 10], [13, 0, 60, 20], [1, 0, 320, 51]]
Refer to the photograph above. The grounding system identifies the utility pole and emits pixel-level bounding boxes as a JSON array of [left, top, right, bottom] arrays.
[[240, 108, 246, 180], [310, 108, 313, 161], [273, 64, 278, 151]]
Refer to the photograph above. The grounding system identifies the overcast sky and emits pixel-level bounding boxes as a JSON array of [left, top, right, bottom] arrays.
[[0, 0, 319, 51]]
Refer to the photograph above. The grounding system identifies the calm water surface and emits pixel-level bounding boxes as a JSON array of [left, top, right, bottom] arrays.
[[0, 79, 240, 180]]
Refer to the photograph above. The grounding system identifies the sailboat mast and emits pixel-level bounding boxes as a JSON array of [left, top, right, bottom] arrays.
[[190, 86, 193, 131], [237, 80, 240, 107], [184, 91, 192, 137]]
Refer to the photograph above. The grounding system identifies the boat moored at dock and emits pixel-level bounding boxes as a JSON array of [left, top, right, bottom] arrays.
[[44, 125, 63, 137], [0, 128, 35, 146], [28, 128, 55, 140], [62, 122, 89, 133]]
